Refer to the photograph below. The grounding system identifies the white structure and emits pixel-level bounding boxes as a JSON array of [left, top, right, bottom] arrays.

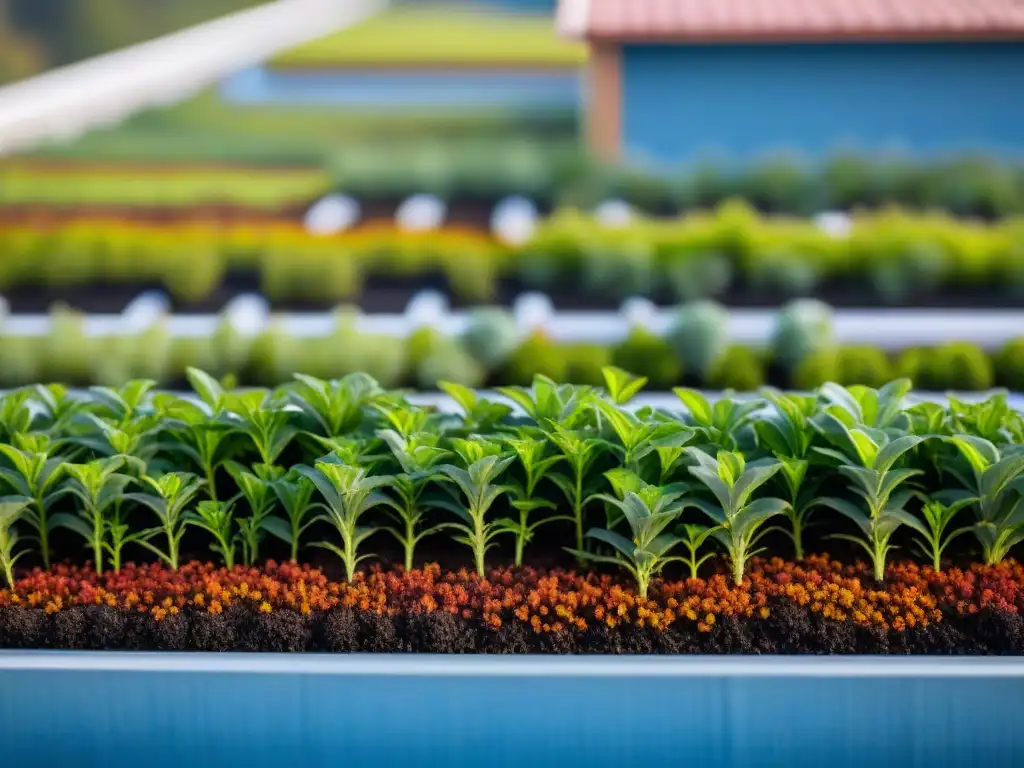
[[396, 194, 448, 233], [0, 0, 385, 156]]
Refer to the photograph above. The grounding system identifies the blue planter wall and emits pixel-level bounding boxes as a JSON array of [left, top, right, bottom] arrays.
[[621, 42, 1024, 165], [2, 653, 1024, 768]]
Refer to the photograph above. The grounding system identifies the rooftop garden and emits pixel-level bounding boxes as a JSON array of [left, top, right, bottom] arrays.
[[269, 4, 588, 69]]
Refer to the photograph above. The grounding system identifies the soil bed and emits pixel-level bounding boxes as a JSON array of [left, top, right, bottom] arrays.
[[5, 273, 1020, 315], [3, 556, 1022, 654]]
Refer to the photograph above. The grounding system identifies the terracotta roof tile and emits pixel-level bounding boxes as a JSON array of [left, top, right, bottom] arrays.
[[567, 0, 1024, 41]]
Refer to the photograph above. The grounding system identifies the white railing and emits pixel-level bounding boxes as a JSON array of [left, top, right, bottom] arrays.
[[2, 290, 1021, 350], [0, 0, 385, 156]]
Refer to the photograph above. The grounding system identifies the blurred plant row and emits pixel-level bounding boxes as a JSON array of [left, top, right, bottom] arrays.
[[7, 153, 1024, 217], [0, 164, 331, 209], [2, 302, 1021, 392], [3, 203, 1023, 304], [0, 371, 1021, 597]]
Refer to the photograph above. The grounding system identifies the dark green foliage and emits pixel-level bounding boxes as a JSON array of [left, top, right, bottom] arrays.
[[610, 328, 683, 390]]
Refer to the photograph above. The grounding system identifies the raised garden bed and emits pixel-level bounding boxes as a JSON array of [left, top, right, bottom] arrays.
[[0, 371, 1022, 655], [1, 301, 1021, 392], [1, 204, 1021, 314]]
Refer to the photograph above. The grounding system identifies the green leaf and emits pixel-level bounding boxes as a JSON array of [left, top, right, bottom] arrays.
[[49, 512, 94, 540], [186, 368, 225, 411], [260, 516, 294, 545], [813, 496, 871, 534], [584, 527, 636, 559], [874, 435, 926, 474], [674, 388, 711, 425], [601, 366, 648, 405]]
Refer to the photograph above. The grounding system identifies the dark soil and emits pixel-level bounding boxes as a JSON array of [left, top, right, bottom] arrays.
[[2, 600, 1022, 654], [6, 271, 1021, 315]]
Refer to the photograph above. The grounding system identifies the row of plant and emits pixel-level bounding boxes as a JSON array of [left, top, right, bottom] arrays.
[[0, 163, 331, 209], [2, 303, 1022, 391], [0, 369, 1021, 591], [10, 153, 1024, 218], [2, 203, 1023, 305], [574, 156, 1024, 219]]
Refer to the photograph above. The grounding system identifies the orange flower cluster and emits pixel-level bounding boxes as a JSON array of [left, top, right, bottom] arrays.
[[2, 556, 1024, 634]]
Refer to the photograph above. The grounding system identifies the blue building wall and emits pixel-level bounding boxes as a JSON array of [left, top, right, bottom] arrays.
[[621, 42, 1024, 165]]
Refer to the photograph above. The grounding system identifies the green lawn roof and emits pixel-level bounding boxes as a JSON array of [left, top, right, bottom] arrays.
[[271, 5, 587, 68]]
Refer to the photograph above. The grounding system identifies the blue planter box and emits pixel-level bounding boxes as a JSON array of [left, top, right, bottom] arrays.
[[1, 653, 1023, 767]]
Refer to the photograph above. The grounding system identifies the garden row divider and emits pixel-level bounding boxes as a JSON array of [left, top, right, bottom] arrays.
[[2, 304, 1023, 349], [2, 650, 1024, 676]]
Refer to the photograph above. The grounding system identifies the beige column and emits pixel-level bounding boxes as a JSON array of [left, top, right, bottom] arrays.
[[586, 42, 621, 160]]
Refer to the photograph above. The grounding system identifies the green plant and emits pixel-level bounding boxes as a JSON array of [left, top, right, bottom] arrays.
[[610, 328, 682, 389], [837, 346, 892, 389], [433, 383, 510, 436], [224, 389, 296, 466], [562, 343, 612, 386], [903, 498, 976, 571], [568, 488, 693, 599], [461, 308, 520, 369], [546, 424, 608, 557], [0, 499, 32, 587], [755, 389, 821, 559], [416, 337, 485, 389], [994, 337, 1024, 390], [186, 500, 239, 569], [154, 395, 238, 502], [264, 471, 320, 563], [927, 342, 995, 391], [674, 388, 758, 452], [817, 380, 913, 431], [706, 346, 765, 391], [495, 436, 568, 567], [497, 374, 592, 427], [289, 372, 385, 438], [0, 437, 67, 567], [127, 472, 205, 570], [376, 429, 453, 571], [503, 332, 569, 386], [770, 299, 835, 371], [945, 435, 1024, 565], [685, 448, 789, 586], [226, 462, 281, 566], [433, 449, 514, 576], [811, 412, 927, 581], [791, 349, 839, 391], [298, 458, 394, 581], [678, 523, 720, 581], [54, 457, 135, 574], [665, 300, 729, 379]]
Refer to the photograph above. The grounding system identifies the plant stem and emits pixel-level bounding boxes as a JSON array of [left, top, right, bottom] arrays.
[[514, 519, 526, 568], [732, 553, 744, 586], [404, 518, 415, 572], [36, 496, 49, 569], [92, 513, 103, 575], [791, 522, 804, 561], [205, 464, 218, 503], [574, 472, 584, 553]]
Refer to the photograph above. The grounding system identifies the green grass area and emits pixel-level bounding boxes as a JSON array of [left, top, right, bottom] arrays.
[[0, 163, 331, 207], [271, 4, 587, 68], [24, 88, 579, 165]]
